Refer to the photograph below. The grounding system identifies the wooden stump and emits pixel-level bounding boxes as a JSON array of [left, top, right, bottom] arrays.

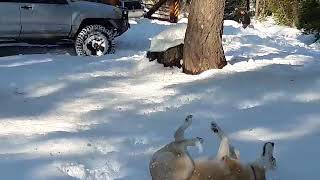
[[147, 44, 184, 68], [102, 0, 121, 6]]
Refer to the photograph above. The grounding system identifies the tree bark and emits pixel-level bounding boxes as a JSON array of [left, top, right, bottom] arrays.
[[292, 0, 300, 27], [183, 0, 227, 75], [246, 0, 250, 11], [255, 0, 260, 18]]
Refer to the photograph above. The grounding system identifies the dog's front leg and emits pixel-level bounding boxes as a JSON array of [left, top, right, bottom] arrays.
[[174, 115, 193, 142], [181, 137, 204, 148]]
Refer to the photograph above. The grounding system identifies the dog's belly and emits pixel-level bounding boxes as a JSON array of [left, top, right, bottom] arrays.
[[150, 152, 194, 180], [189, 160, 235, 180], [173, 154, 194, 180]]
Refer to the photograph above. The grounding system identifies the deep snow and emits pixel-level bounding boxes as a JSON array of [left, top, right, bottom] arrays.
[[0, 18, 320, 180]]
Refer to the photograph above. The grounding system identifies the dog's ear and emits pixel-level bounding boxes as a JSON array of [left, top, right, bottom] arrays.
[[222, 156, 242, 174], [259, 142, 277, 170]]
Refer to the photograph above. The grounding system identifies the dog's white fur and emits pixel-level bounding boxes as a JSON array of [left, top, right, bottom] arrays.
[[189, 122, 276, 180], [211, 122, 240, 161], [149, 115, 203, 180]]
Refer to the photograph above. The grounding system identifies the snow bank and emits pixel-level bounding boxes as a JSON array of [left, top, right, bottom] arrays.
[[149, 17, 318, 54], [149, 23, 187, 52]]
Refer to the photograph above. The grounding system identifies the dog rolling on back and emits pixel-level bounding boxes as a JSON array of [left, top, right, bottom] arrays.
[[190, 122, 277, 180], [149, 115, 203, 180]]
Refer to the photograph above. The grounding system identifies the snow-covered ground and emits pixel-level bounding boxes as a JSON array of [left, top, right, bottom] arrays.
[[0, 18, 320, 180]]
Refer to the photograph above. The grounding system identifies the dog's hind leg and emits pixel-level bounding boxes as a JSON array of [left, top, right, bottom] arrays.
[[210, 121, 227, 140], [174, 115, 193, 142], [211, 122, 240, 160]]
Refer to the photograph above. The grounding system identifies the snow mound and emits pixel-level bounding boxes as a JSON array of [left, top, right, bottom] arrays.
[[149, 23, 187, 52], [310, 39, 320, 49], [149, 18, 317, 55]]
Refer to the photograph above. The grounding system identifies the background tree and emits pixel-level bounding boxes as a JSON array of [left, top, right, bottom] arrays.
[[256, 0, 320, 34], [297, 0, 320, 34], [255, 0, 269, 18], [255, 0, 260, 18], [246, 0, 250, 11], [183, 0, 227, 75]]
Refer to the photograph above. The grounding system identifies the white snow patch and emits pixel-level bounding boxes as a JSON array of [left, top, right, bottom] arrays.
[[58, 160, 123, 180], [149, 24, 187, 52], [231, 117, 320, 141]]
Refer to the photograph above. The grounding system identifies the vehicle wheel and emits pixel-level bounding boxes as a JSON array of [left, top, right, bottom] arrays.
[[75, 25, 115, 56]]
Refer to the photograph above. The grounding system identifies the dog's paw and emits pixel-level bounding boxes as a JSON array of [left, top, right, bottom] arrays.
[[185, 115, 193, 123], [210, 122, 220, 133], [195, 137, 204, 153], [196, 137, 204, 144]]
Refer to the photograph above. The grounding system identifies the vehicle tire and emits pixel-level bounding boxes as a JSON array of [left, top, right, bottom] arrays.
[[75, 25, 115, 56]]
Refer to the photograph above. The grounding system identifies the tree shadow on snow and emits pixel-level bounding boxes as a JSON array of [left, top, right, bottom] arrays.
[[0, 43, 76, 57]]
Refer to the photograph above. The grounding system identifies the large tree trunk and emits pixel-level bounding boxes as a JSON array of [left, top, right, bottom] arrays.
[[183, 0, 227, 75]]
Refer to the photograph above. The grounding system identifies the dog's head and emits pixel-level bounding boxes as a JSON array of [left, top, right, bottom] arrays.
[[259, 142, 277, 170]]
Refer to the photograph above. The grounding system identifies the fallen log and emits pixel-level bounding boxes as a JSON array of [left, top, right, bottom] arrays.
[[147, 44, 184, 68]]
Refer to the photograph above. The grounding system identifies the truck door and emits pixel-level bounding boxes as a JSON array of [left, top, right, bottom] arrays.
[[0, 1, 21, 38], [20, 0, 72, 38]]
